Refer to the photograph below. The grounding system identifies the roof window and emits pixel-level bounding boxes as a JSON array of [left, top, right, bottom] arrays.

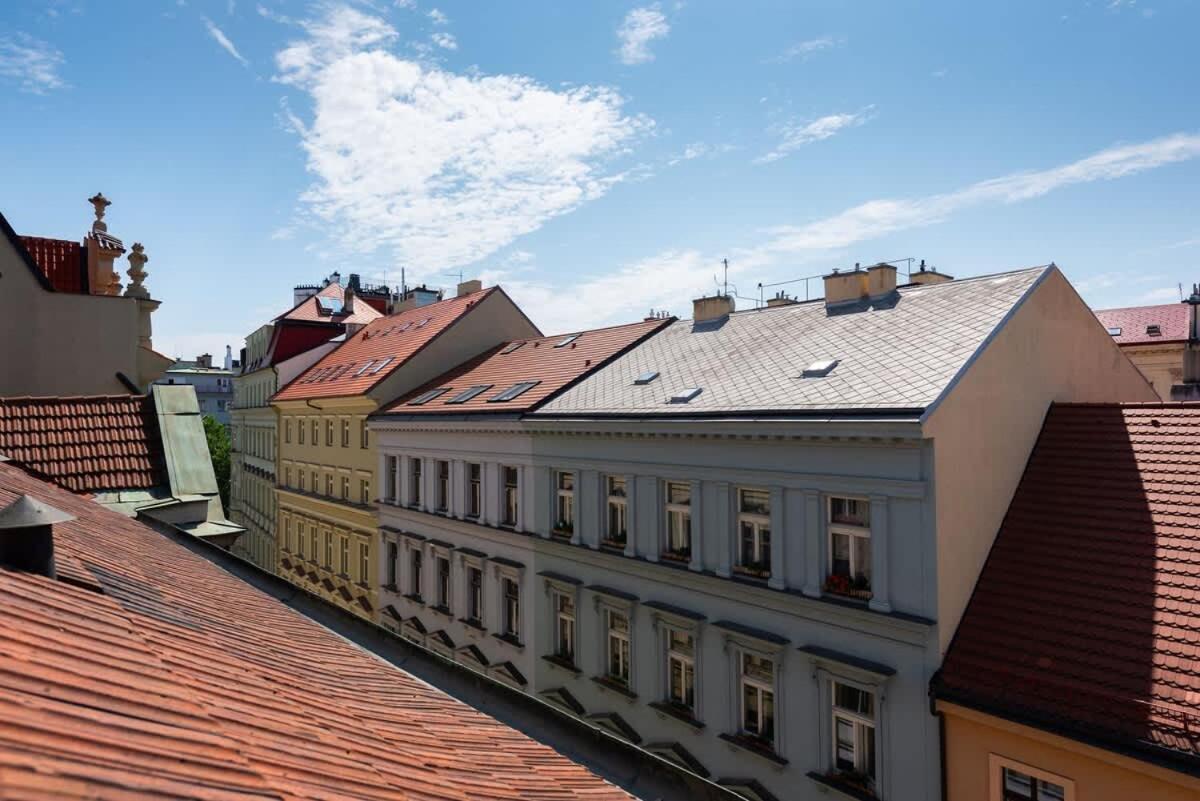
[[802, 359, 839, 378], [1106, 326, 1122, 336], [446, 384, 493, 404], [554, 334, 580, 348], [490, 381, 540, 402], [316, 296, 343, 315], [409, 388, 450, 405], [1146, 324, 1162, 336], [369, 356, 394, 375], [355, 360, 375, 376], [501, 342, 525, 355], [634, 370, 659, 385], [668, 387, 702, 404]]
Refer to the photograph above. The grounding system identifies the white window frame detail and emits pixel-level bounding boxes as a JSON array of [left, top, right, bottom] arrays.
[[435, 459, 450, 512], [813, 662, 889, 798], [604, 475, 628, 547], [666, 627, 697, 713], [826, 495, 872, 599], [494, 562, 524, 643], [605, 608, 632, 687], [663, 480, 691, 560], [988, 754, 1075, 801], [735, 486, 772, 577], [466, 462, 482, 519], [831, 679, 877, 781], [501, 465, 520, 528], [554, 470, 575, 536]]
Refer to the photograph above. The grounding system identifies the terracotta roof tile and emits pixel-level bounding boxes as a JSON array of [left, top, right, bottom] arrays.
[[937, 402, 1200, 765], [274, 288, 496, 402], [277, 281, 384, 326], [0, 462, 634, 800], [379, 318, 672, 415], [18, 236, 88, 293], [0, 395, 165, 492], [1095, 303, 1191, 345]]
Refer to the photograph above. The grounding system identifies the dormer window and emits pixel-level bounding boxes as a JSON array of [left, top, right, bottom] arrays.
[[1146, 324, 1162, 336]]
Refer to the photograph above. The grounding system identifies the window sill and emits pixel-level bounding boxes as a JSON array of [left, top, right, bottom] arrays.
[[805, 771, 879, 801], [590, 675, 637, 700], [718, 733, 788, 767], [552, 529, 574, 540], [648, 701, 705, 731], [732, 566, 771, 581], [660, 551, 691, 564], [429, 604, 453, 619], [402, 593, 425, 606], [381, 583, 399, 593], [457, 617, 486, 633], [823, 584, 873, 602], [542, 654, 581, 675], [492, 632, 524, 650], [600, 540, 627, 552]]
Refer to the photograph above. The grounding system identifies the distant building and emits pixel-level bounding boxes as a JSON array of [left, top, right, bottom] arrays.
[[0, 193, 173, 395], [1094, 300, 1191, 399], [155, 352, 237, 425]]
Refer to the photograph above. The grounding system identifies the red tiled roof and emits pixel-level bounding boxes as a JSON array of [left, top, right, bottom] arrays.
[[19, 235, 88, 293], [1095, 303, 1191, 345], [380, 318, 673, 415], [0, 395, 165, 492], [277, 281, 384, 326], [273, 288, 496, 402], [0, 462, 634, 800], [936, 403, 1200, 765]]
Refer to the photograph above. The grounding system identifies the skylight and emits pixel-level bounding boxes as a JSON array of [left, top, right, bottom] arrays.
[[668, 387, 702, 403], [316, 297, 343, 315], [409, 388, 450, 405], [369, 356, 394, 374], [1106, 326, 1122, 336], [802, 359, 839, 378], [355, 360, 375, 376], [554, 334, 580, 348], [501, 342, 525, 355], [446, 384, 493, 404], [634, 370, 659, 385], [490, 381, 540, 402], [414, 317, 432, 329]]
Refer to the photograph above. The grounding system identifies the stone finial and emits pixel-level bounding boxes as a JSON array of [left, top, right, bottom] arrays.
[[125, 242, 149, 299], [88, 192, 111, 232]]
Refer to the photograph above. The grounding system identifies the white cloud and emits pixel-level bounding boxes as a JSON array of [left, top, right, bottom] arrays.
[[204, 17, 249, 66], [275, 5, 650, 272], [666, 141, 735, 166], [755, 107, 874, 164], [768, 35, 840, 63], [0, 32, 66, 93], [1136, 286, 1181, 303], [431, 31, 457, 50], [395, 0, 417, 8], [616, 5, 670, 65], [508, 133, 1200, 331], [428, 8, 449, 25]]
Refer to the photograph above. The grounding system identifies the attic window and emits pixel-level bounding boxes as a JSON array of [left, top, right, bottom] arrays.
[[446, 384, 493, 404], [501, 342, 525, 355], [668, 387, 702, 404], [1146, 324, 1162, 336], [1106, 326, 1122, 336], [370, 356, 394, 374], [554, 334, 580, 348], [316, 297, 343, 315], [802, 359, 839, 378], [409, 388, 450, 405], [490, 381, 540, 402], [355, 360, 375, 376], [634, 370, 659, 385]]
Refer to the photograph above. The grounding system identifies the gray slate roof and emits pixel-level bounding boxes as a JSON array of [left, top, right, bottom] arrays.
[[535, 266, 1050, 417]]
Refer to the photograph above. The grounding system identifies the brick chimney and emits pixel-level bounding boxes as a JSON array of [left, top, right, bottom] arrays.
[[197, 353, 212, 369], [766, 292, 797, 308], [0, 494, 75, 578], [823, 266, 869, 307], [909, 259, 953, 286], [1170, 284, 1200, 401], [693, 294, 735, 323], [343, 284, 356, 315], [866, 262, 897, 299], [457, 279, 483, 297]]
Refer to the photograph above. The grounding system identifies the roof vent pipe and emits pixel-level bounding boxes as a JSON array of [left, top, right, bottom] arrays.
[[0, 495, 75, 578]]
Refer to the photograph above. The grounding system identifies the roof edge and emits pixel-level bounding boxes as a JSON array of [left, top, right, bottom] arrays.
[[0, 209, 57, 292]]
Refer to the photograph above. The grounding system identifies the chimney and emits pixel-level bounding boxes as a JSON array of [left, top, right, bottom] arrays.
[[909, 259, 953, 286], [343, 284, 356, 315], [347, 273, 362, 292], [457, 279, 483, 297], [1170, 284, 1200, 401], [197, 353, 212, 369], [823, 265, 869, 307], [0, 494, 75, 578], [223, 345, 233, 371], [867, 262, 898, 299], [693, 294, 735, 323], [766, 291, 797, 308], [329, 271, 342, 286]]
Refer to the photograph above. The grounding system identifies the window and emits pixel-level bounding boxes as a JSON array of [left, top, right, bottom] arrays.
[[324, 531, 333, 568], [490, 381, 539, 402], [360, 479, 370, 505], [605, 476, 627, 546], [554, 591, 576, 663], [554, 471, 574, 535], [284, 467, 291, 487], [436, 556, 450, 609], [468, 463, 482, 518], [341, 418, 350, 447], [502, 467, 519, 527], [410, 459, 423, 507], [340, 536, 349, 575], [409, 388, 449, 405], [737, 488, 771, 577], [386, 456, 398, 502], [436, 460, 449, 512], [667, 630, 695, 711], [360, 419, 368, 448], [467, 566, 483, 624], [310, 420, 318, 445], [298, 419, 306, 445], [502, 577, 520, 639], [358, 542, 369, 584], [832, 681, 876, 784], [342, 475, 350, 500], [325, 473, 333, 497], [606, 610, 631, 686], [447, 384, 493, 404], [325, 419, 333, 446], [300, 471, 307, 492], [355, 360, 375, 376], [311, 471, 318, 494], [285, 420, 292, 443], [991, 757, 1073, 801], [410, 550, 422, 599], [283, 518, 291, 552], [664, 481, 691, 560], [634, 370, 659, 385], [740, 653, 775, 746], [827, 497, 872, 599], [386, 542, 397, 587], [554, 334, 580, 348]]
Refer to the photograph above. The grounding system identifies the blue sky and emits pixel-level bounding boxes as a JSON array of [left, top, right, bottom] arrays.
[[2, 0, 1198, 359]]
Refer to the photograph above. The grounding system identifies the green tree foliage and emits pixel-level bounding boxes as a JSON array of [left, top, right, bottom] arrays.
[[203, 415, 231, 509]]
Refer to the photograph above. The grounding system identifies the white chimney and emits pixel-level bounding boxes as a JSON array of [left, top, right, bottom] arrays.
[[224, 345, 233, 371]]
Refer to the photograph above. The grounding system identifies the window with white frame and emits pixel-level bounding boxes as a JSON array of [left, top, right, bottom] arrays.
[[666, 629, 695, 712], [467, 463, 482, 518], [360, 419, 368, 449], [340, 536, 349, 575], [831, 680, 877, 784], [435, 556, 451, 609], [436, 460, 450, 512], [342, 475, 350, 501], [386, 541, 397, 587], [359, 478, 370, 505], [606, 609, 632, 686], [664, 481, 691, 559], [736, 488, 771, 577], [311, 419, 318, 445], [466, 566, 483, 624], [554, 471, 574, 535], [410, 459, 423, 507], [501, 576, 521, 639], [386, 456, 398, 503], [991, 756, 1072, 801], [358, 542, 369, 584], [298, 419, 305, 444], [324, 531, 333, 568], [605, 476, 627, 546], [827, 496, 872, 599], [325, 473, 333, 497], [502, 467, 519, 527], [341, 418, 350, 447], [325, 418, 334, 447], [739, 652, 776, 746], [410, 549, 423, 599], [553, 590, 576, 663]]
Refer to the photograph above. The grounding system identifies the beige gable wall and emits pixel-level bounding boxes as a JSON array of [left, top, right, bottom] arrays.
[[1118, 342, 1184, 400], [923, 267, 1157, 653]]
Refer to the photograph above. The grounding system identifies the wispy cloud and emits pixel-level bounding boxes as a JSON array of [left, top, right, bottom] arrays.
[[0, 32, 67, 94], [204, 17, 249, 66], [501, 133, 1200, 332], [275, 5, 651, 272], [767, 35, 841, 63], [428, 8, 449, 25], [431, 31, 456, 50], [666, 141, 735, 166], [755, 106, 874, 164], [616, 4, 670, 65]]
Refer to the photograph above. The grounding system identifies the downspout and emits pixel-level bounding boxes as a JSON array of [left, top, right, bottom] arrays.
[[929, 670, 949, 801]]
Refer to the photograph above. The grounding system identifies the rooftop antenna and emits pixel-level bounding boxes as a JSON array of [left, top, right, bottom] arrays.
[[722, 258, 730, 297], [446, 269, 463, 286]]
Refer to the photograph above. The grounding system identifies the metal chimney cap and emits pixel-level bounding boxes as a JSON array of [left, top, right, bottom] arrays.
[[0, 495, 75, 530]]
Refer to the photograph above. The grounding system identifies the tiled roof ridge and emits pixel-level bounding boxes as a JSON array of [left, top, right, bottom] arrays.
[[1095, 300, 1186, 313], [0, 393, 147, 403], [519, 316, 677, 341]]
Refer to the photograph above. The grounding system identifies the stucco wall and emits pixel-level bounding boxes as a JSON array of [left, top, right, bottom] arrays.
[[941, 702, 1200, 801], [923, 267, 1159, 654], [1120, 343, 1184, 400]]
